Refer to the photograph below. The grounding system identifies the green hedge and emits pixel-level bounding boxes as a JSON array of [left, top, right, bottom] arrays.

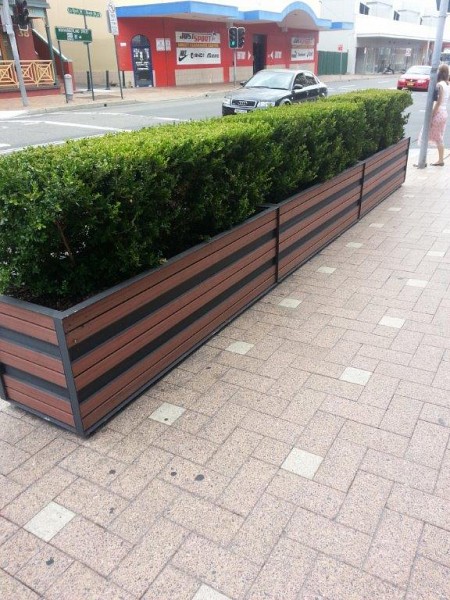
[[0, 89, 412, 307]]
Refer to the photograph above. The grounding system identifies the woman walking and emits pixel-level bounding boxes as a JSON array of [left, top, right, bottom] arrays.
[[429, 63, 450, 166]]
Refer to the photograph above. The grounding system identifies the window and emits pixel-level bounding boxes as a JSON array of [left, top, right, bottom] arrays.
[[393, 11, 400, 21], [359, 3, 369, 15], [304, 74, 317, 86]]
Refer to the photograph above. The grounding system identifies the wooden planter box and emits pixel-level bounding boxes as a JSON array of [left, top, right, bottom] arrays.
[[0, 139, 410, 436]]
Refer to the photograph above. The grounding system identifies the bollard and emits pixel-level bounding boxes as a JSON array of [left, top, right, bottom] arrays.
[[86, 71, 91, 91], [64, 74, 74, 101], [106, 70, 110, 90]]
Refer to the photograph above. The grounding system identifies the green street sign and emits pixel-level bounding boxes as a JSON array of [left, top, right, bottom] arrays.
[[68, 7, 101, 18], [55, 27, 93, 43]]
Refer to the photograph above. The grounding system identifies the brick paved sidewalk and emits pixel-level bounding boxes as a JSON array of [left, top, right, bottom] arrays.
[[1, 155, 450, 599]]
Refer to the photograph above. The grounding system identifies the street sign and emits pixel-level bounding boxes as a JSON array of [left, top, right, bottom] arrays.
[[1, 0, 13, 34], [338, 44, 343, 52], [67, 7, 101, 18], [55, 26, 92, 42], [405, 48, 412, 57], [106, 1, 119, 36]]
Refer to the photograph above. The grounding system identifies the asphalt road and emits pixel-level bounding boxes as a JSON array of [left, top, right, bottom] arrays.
[[0, 76, 446, 154]]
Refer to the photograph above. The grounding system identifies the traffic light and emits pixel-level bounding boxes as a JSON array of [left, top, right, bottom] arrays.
[[228, 26, 237, 49], [237, 27, 245, 49], [14, 0, 30, 30]]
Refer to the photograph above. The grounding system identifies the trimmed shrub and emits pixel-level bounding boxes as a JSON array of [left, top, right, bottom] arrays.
[[325, 88, 413, 158], [0, 89, 410, 307]]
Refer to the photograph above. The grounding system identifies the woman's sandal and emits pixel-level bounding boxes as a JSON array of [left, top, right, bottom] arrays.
[[431, 162, 444, 166]]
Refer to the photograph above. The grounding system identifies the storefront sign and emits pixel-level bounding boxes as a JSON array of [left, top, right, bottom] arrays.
[[176, 31, 221, 65], [291, 36, 314, 62], [156, 38, 171, 51]]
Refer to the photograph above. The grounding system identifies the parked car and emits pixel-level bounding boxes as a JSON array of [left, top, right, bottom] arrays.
[[222, 68, 328, 115], [397, 65, 431, 91]]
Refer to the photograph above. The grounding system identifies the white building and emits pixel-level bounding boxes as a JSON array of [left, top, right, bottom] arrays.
[[319, 0, 450, 74]]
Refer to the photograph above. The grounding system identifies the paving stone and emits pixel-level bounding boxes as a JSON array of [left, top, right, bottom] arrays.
[[15, 545, 73, 595], [388, 483, 450, 530], [240, 410, 303, 444], [172, 534, 260, 599], [314, 438, 366, 492], [0, 568, 40, 600], [154, 427, 218, 465], [166, 491, 243, 545], [252, 436, 291, 466], [191, 584, 232, 600], [230, 388, 289, 417], [246, 537, 317, 600], [380, 394, 423, 436], [362, 448, 438, 492], [198, 403, 248, 444], [24, 502, 75, 542], [337, 471, 392, 534], [406, 556, 450, 600], [44, 561, 135, 600], [304, 373, 363, 401], [51, 516, 131, 577], [302, 555, 404, 600], [0, 529, 45, 575], [0, 474, 24, 510], [365, 508, 422, 587], [219, 457, 277, 516], [160, 456, 231, 501], [230, 493, 295, 565], [111, 518, 188, 596], [143, 565, 199, 600], [320, 395, 384, 427], [60, 446, 128, 487], [286, 507, 372, 567], [0, 440, 30, 475], [419, 523, 450, 569], [281, 448, 323, 479], [404, 420, 449, 469], [149, 402, 186, 424], [339, 420, 409, 457]]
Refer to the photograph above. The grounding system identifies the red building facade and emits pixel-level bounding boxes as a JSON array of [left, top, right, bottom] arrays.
[[116, 2, 344, 88]]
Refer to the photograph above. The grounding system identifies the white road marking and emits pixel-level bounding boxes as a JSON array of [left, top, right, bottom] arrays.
[[42, 120, 130, 131], [0, 110, 27, 120], [0, 143, 11, 148]]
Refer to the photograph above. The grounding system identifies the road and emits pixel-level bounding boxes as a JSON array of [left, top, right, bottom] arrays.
[[0, 76, 447, 153]]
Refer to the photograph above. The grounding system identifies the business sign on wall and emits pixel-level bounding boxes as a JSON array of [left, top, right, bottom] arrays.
[[176, 31, 221, 65], [291, 36, 315, 62]]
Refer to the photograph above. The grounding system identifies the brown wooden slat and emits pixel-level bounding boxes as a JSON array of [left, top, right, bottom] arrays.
[[80, 268, 276, 423], [0, 339, 64, 374], [279, 192, 360, 253], [0, 301, 56, 329], [363, 157, 407, 194], [360, 175, 405, 216], [280, 166, 363, 226], [6, 385, 75, 426], [65, 217, 277, 349], [0, 313, 58, 345], [63, 210, 276, 337], [3, 374, 72, 415], [72, 238, 276, 383], [81, 273, 274, 429], [0, 350, 67, 387], [279, 211, 358, 279], [364, 140, 409, 175]]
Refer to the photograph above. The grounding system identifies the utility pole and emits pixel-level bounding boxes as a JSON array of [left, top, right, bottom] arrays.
[[1, 0, 28, 106], [416, 0, 449, 169]]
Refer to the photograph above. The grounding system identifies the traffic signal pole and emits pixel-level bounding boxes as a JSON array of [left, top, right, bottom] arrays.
[[83, 13, 95, 101]]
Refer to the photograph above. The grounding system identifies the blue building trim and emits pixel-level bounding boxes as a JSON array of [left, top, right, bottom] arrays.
[[331, 21, 354, 30], [116, 2, 240, 18], [243, 2, 330, 28], [115, 1, 347, 31]]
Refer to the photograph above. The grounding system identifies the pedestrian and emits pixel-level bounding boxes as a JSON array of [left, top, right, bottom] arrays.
[[428, 63, 450, 166]]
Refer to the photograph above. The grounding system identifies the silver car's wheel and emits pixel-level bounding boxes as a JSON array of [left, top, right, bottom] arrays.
[[279, 99, 292, 106]]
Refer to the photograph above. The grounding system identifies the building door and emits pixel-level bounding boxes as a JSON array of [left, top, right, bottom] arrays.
[[131, 35, 153, 87], [253, 34, 266, 74]]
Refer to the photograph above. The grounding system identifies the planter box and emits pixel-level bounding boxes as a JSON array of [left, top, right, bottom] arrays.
[[0, 139, 410, 436]]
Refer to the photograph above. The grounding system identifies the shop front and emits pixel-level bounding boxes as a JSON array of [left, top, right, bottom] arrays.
[[115, 1, 349, 88]]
